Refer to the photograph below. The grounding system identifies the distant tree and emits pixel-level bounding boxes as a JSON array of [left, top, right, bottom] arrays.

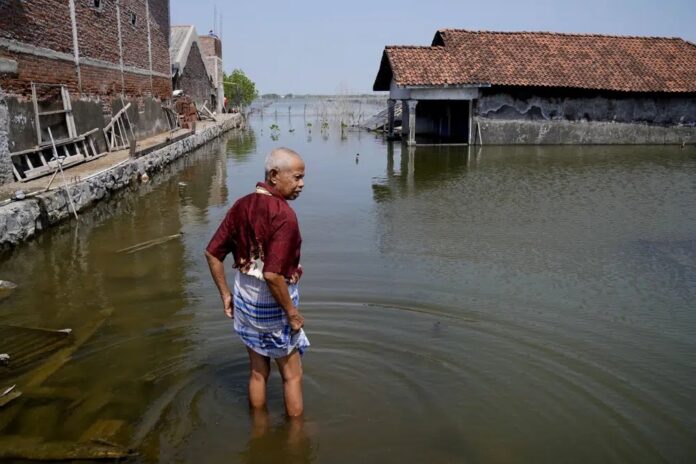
[[223, 69, 258, 107]]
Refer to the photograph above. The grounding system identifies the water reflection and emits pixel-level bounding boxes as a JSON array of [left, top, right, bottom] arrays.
[[226, 129, 257, 161], [240, 410, 314, 464], [0, 140, 231, 456]]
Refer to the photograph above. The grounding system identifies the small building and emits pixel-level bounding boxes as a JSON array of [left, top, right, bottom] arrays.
[[0, 0, 173, 184], [170, 25, 215, 110], [198, 34, 224, 113], [373, 29, 696, 145]]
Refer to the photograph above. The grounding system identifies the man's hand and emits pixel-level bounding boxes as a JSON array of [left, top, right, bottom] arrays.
[[287, 309, 304, 332], [205, 250, 233, 320], [264, 271, 305, 332], [222, 292, 233, 318]]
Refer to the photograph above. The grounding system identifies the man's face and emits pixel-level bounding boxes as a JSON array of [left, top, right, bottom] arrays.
[[271, 157, 305, 200]]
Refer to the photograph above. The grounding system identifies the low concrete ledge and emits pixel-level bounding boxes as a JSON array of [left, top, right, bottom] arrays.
[[475, 118, 696, 145], [0, 114, 243, 249]]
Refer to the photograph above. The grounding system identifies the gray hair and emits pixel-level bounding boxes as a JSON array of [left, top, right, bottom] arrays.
[[264, 147, 302, 178]]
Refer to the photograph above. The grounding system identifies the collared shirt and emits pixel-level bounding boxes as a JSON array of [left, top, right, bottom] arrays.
[[206, 182, 303, 282]]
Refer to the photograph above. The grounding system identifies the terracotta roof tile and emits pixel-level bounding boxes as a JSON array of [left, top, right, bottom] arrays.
[[374, 29, 696, 93]]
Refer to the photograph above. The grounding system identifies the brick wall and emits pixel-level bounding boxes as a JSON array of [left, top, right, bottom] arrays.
[[148, 0, 171, 75], [0, 0, 173, 181], [0, 0, 171, 104], [198, 36, 222, 59], [176, 42, 213, 108], [0, 0, 73, 54], [74, 0, 121, 64], [120, 0, 151, 70]]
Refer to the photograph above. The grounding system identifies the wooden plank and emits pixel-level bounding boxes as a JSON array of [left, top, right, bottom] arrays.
[[0, 435, 135, 461], [11, 163, 23, 182], [38, 109, 70, 116], [24, 309, 112, 388], [38, 149, 49, 166], [120, 97, 136, 141], [88, 137, 97, 157], [82, 128, 99, 137], [31, 83, 42, 146], [61, 86, 77, 138]]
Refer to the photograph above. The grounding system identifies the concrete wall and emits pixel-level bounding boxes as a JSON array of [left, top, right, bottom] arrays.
[[0, 88, 11, 184], [475, 118, 696, 145], [475, 87, 696, 144]]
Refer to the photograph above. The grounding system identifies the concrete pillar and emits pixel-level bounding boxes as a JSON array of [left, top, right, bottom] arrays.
[[406, 99, 418, 146], [0, 88, 12, 185], [468, 99, 474, 145], [387, 99, 395, 137]]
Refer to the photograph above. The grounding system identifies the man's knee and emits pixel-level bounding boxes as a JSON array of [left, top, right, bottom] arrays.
[[250, 368, 270, 383], [279, 361, 303, 384]]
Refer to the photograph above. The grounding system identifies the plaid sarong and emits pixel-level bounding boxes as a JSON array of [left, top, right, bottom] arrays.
[[233, 271, 310, 358]]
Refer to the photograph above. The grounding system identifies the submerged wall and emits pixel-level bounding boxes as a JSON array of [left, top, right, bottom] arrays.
[[475, 87, 696, 144], [0, 114, 243, 249]]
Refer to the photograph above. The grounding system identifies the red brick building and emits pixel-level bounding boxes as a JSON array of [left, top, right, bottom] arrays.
[[170, 25, 215, 109], [198, 34, 223, 113], [0, 0, 173, 183]]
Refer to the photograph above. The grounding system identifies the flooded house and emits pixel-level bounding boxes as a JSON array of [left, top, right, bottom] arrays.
[[373, 29, 696, 145], [170, 25, 216, 110], [0, 0, 173, 184]]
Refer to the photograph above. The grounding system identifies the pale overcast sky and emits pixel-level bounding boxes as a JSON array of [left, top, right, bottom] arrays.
[[170, 0, 696, 95]]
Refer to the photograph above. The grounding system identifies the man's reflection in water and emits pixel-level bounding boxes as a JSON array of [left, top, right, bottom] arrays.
[[240, 408, 314, 463]]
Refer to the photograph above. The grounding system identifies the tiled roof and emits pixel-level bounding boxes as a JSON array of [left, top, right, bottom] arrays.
[[374, 29, 696, 93]]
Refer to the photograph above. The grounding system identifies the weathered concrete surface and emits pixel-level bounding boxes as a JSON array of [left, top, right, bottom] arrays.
[[475, 118, 696, 145], [0, 114, 243, 249], [478, 92, 696, 126], [0, 88, 11, 184], [475, 90, 696, 144]]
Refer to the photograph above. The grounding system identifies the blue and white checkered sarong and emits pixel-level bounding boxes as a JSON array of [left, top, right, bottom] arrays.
[[233, 271, 310, 358]]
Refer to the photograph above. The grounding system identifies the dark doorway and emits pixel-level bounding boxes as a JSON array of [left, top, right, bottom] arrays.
[[414, 100, 470, 143]]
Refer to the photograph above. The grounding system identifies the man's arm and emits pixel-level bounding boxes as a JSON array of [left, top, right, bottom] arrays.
[[205, 250, 233, 318], [263, 271, 304, 331]]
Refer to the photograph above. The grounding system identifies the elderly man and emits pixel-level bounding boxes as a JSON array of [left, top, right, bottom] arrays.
[[205, 147, 308, 417]]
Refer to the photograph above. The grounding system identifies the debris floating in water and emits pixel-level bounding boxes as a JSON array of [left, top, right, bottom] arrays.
[[116, 233, 182, 254], [0, 385, 21, 408], [0, 354, 9, 366], [0, 280, 18, 290]]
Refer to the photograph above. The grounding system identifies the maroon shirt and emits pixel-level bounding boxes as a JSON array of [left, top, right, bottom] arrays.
[[206, 182, 302, 281]]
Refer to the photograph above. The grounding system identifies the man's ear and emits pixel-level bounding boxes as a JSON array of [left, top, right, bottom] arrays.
[[268, 168, 279, 185]]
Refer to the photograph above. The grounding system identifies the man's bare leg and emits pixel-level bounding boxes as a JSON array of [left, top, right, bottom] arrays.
[[275, 350, 304, 417], [247, 347, 270, 409]]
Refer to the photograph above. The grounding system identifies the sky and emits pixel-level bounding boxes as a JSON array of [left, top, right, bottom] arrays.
[[170, 0, 696, 95]]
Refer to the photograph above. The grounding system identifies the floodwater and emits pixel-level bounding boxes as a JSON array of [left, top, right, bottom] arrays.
[[1, 99, 696, 463]]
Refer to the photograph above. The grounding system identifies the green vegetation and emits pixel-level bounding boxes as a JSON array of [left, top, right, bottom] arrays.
[[224, 69, 259, 107]]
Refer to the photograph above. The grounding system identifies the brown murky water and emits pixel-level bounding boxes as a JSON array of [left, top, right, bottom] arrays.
[[1, 99, 696, 462]]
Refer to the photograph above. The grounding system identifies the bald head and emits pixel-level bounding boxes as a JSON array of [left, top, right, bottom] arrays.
[[264, 147, 306, 200], [264, 147, 303, 180]]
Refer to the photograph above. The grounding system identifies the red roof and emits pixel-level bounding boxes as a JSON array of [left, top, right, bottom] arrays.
[[373, 29, 696, 93]]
